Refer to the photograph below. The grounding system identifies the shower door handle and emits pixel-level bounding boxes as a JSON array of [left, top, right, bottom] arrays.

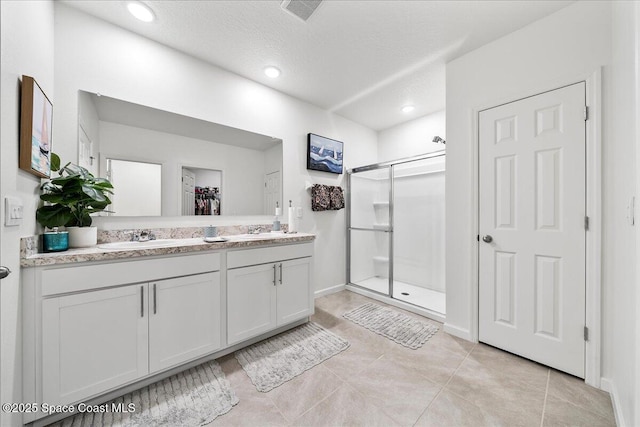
[[482, 235, 493, 243]]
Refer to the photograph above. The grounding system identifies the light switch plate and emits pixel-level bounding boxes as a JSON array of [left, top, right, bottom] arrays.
[[296, 206, 303, 218], [5, 196, 23, 226]]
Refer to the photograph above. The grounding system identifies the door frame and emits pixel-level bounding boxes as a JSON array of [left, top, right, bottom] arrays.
[[470, 69, 602, 387]]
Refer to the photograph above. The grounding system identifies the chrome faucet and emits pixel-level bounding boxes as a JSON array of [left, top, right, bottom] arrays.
[[131, 230, 156, 242], [248, 225, 263, 234]]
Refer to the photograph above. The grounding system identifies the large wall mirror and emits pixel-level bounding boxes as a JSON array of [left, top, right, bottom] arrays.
[[77, 91, 282, 217]]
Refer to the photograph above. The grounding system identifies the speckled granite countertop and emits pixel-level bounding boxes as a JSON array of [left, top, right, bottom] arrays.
[[21, 233, 315, 267]]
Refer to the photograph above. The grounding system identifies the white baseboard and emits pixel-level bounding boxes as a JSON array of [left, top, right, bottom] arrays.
[[314, 283, 346, 298], [443, 323, 474, 342], [600, 378, 626, 427]]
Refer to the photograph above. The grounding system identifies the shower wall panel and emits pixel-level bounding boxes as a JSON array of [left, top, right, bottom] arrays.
[[393, 169, 445, 292]]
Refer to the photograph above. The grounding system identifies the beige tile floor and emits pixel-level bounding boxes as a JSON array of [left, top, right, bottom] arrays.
[[212, 290, 616, 427]]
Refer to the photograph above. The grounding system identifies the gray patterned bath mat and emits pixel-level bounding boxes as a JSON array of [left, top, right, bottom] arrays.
[[235, 322, 350, 392], [52, 360, 238, 427], [344, 303, 438, 349]]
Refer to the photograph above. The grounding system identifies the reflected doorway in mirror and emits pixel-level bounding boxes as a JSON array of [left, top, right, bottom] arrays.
[[182, 167, 222, 216], [105, 158, 162, 216]]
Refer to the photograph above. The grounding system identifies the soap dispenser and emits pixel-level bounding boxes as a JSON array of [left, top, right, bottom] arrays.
[[272, 202, 281, 232]]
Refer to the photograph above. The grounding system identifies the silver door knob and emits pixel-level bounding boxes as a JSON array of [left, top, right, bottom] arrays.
[[0, 266, 11, 279], [482, 235, 493, 243]]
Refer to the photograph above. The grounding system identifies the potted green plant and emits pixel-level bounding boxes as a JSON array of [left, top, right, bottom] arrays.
[[36, 153, 114, 248]]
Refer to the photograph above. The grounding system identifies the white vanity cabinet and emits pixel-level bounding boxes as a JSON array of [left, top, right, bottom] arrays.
[[42, 284, 149, 406], [227, 243, 313, 345], [41, 272, 221, 406], [277, 257, 314, 325], [24, 252, 222, 411], [22, 237, 314, 424], [149, 273, 221, 372]]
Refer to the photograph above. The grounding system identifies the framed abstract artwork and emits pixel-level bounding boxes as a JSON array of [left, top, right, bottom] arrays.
[[20, 75, 53, 178], [307, 133, 343, 174]]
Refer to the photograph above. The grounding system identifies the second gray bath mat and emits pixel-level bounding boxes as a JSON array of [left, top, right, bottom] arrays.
[[343, 302, 439, 349]]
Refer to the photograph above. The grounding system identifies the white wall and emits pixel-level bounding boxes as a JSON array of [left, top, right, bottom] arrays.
[[53, 4, 378, 293], [377, 110, 446, 163], [98, 121, 267, 216], [446, 0, 609, 337], [446, 1, 636, 424], [609, 2, 638, 425], [0, 2, 55, 424], [636, 3, 640, 422], [193, 169, 222, 190]]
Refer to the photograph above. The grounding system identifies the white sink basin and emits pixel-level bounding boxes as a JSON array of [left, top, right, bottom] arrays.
[[230, 233, 277, 241], [97, 239, 179, 250]]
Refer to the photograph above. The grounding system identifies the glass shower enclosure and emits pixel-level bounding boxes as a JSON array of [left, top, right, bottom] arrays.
[[346, 151, 446, 319]]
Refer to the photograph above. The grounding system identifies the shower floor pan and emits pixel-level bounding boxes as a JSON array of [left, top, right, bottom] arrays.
[[351, 276, 446, 315]]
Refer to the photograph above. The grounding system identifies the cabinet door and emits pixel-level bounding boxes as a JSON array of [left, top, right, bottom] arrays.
[[42, 285, 148, 405], [149, 272, 221, 372], [277, 257, 313, 326], [227, 263, 277, 345]]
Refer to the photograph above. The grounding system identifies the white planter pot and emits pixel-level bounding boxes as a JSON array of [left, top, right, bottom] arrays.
[[67, 226, 98, 248]]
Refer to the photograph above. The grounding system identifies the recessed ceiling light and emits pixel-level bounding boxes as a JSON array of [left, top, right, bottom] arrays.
[[401, 105, 415, 113], [264, 66, 281, 78], [127, 2, 155, 22]]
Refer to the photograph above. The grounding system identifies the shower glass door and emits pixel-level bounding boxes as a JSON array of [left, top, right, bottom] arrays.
[[348, 166, 391, 296], [392, 156, 446, 314], [347, 151, 447, 318]]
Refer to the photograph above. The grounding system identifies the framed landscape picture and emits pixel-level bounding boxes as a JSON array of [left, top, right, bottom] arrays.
[[20, 75, 53, 178], [307, 133, 343, 174]]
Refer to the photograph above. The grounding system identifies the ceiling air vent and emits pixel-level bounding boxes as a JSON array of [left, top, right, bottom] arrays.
[[280, 0, 323, 22]]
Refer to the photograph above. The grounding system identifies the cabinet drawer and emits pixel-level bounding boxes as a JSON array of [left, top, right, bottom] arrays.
[[227, 243, 313, 269], [41, 252, 220, 296]]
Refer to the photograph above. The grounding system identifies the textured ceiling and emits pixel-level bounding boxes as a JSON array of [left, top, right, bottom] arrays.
[[61, 0, 573, 131]]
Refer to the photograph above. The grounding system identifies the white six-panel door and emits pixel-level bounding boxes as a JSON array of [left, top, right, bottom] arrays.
[[479, 83, 586, 378], [182, 168, 196, 215], [264, 171, 281, 215]]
